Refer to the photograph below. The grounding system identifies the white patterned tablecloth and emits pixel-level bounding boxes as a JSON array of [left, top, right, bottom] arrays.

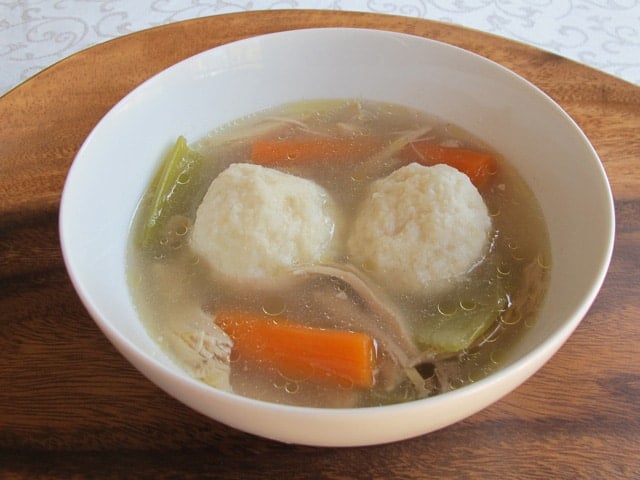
[[1, 1, 639, 96]]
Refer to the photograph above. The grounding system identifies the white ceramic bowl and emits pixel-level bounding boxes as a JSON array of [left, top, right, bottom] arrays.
[[59, 28, 614, 447]]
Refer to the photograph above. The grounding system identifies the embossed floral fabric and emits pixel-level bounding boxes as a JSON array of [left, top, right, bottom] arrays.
[[1, 0, 639, 94]]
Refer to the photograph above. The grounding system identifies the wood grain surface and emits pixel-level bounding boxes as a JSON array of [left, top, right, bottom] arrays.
[[1, 10, 639, 479]]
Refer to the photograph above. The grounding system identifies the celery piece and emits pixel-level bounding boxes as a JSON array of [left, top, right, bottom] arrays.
[[141, 136, 202, 249], [415, 272, 507, 354], [415, 302, 500, 354]]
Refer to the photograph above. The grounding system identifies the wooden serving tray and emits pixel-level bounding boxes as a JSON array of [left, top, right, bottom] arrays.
[[1, 10, 639, 479]]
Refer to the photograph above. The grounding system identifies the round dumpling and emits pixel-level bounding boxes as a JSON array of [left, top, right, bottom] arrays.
[[191, 163, 336, 281], [347, 162, 491, 294]]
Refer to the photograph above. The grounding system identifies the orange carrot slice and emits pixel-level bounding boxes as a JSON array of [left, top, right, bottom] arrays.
[[402, 141, 498, 188], [250, 138, 379, 166], [216, 310, 376, 388]]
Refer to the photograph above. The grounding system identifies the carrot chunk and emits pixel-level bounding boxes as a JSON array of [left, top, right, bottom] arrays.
[[216, 310, 376, 388], [402, 141, 498, 188], [250, 138, 379, 166]]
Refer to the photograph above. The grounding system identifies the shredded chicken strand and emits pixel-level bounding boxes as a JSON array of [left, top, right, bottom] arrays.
[[292, 263, 422, 367], [168, 323, 233, 392]]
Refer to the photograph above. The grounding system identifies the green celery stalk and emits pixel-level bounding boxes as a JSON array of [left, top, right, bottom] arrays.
[[141, 136, 202, 249], [415, 267, 507, 354]]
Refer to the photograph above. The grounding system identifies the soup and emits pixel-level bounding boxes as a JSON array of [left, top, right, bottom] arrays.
[[127, 99, 551, 408]]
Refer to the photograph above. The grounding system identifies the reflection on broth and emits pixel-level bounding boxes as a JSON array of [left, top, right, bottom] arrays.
[[127, 99, 551, 408]]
